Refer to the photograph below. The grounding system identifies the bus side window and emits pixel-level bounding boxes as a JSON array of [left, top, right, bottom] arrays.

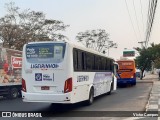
[[92, 55, 95, 70], [110, 60, 113, 71], [105, 59, 108, 70], [94, 56, 99, 70], [106, 58, 110, 70], [73, 49, 78, 71], [77, 50, 83, 71], [86, 53, 94, 70], [101, 57, 106, 70], [82, 52, 86, 70]]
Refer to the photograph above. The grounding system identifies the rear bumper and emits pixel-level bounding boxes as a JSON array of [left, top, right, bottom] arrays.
[[22, 91, 72, 103], [117, 78, 136, 85]]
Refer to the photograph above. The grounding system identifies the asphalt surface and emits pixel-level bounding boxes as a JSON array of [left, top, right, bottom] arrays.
[[0, 75, 160, 120], [0, 83, 152, 112]]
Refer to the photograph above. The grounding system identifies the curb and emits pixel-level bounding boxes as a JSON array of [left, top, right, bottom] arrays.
[[145, 80, 160, 111], [145, 76, 160, 120], [137, 80, 153, 83]]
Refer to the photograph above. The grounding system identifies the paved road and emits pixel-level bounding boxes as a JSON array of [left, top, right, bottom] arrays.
[[0, 82, 152, 120]]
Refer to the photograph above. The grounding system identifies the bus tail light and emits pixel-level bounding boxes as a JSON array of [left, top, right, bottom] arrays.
[[64, 78, 72, 93], [22, 78, 27, 92]]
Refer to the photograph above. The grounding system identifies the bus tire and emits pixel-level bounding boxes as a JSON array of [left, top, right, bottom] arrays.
[[9, 88, 18, 99], [86, 87, 94, 105]]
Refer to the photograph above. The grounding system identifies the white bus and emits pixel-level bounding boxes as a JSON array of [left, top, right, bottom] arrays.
[[22, 41, 118, 105]]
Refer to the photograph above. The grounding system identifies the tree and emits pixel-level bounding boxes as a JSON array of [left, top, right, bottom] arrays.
[[76, 29, 117, 53], [154, 57, 160, 68], [0, 2, 69, 50], [135, 43, 160, 78]]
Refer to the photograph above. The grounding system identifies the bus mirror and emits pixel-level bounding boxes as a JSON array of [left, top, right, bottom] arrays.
[[113, 63, 118, 75], [116, 65, 119, 70], [113, 62, 119, 70]]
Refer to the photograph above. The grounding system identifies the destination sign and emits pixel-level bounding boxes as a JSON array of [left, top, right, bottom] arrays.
[[26, 46, 54, 59]]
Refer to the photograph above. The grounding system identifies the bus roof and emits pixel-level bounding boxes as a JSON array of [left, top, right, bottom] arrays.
[[72, 43, 114, 60]]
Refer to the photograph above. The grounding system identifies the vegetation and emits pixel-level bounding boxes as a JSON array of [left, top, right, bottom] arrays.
[[135, 43, 160, 77], [76, 29, 117, 54], [0, 2, 69, 50]]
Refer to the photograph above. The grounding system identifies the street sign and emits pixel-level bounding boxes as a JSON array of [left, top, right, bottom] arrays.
[[123, 51, 135, 57]]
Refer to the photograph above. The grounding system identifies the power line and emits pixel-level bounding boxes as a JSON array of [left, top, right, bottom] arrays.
[[145, 0, 158, 47], [124, 0, 139, 42], [140, 0, 145, 33], [132, 0, 143, 41], [144, 0, 151, 47], [145, 0, 151, 45]]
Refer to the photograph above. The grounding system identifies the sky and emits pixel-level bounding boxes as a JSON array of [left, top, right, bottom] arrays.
[[0, 0, 160, 60]]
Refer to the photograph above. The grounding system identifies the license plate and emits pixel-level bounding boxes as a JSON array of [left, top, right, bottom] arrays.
[[41, 86, 50, 90]]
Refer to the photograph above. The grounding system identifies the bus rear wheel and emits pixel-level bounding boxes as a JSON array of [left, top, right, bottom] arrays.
[[86, 88, 94, 105]]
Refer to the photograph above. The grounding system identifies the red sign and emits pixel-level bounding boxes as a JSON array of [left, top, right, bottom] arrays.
[[11, 56, 22, 68]]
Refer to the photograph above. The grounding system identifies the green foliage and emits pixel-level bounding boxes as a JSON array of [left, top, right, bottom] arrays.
[[154, 57, 160, 68], [135, 43, 160, 71]]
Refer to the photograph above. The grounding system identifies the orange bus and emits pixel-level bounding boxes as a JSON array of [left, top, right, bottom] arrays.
[[116, 60, 136, 86]]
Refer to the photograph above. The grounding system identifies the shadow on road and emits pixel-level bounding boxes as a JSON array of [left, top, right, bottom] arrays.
[[40, 92, 116, 113]]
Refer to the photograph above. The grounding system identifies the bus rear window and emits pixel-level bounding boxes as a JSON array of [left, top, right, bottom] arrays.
[[26, 43, 66, 63]]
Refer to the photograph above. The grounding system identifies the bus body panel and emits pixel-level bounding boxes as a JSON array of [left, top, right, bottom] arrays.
[[72, 72, 112, 103], [117, 78, 136, 86], [23, 70, 67, 93], [22, 43, 74, 103], [22, 41, 117, 104], [22, 91, 71, 103], [116, 60, 136, 86]]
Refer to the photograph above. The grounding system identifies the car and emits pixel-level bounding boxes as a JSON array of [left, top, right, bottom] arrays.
[[136, 69, 141, 78]]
